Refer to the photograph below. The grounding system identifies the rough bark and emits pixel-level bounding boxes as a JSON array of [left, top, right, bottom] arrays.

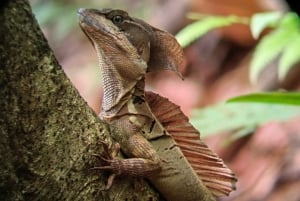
[[0, 0, 159, 200]]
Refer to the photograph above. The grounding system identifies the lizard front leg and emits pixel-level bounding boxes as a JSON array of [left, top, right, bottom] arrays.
[[94, 117, 162, 188]]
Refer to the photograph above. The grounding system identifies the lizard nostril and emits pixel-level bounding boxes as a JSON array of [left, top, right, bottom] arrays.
[[77, 8, 86, 15]]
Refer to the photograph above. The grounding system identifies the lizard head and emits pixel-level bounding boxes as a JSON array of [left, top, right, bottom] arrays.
[[78, 8, 184, 78], [78, 8, 148, 81]]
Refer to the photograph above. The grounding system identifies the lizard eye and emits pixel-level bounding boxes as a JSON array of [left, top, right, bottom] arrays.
[[112, 15, 124, 25]]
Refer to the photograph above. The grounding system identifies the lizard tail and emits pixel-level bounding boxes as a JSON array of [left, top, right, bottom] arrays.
[[145, 91, 237, 197]]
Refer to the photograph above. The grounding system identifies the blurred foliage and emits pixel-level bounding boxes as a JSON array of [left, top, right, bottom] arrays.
[[180, 11, 300, 141], [227, 92, 300, 105], [250, 12, 282, 39], [190, 102, 300, 139], [178, 11, 300, 142], [176, 13, 248, 47], [250, 12, 300, 83], [176, 11, 300, 84]]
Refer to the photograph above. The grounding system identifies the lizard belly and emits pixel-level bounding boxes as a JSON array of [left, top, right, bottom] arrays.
[[149, 135, 216, 201]]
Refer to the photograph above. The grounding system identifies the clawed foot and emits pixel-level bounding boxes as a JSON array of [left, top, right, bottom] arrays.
[[91, 141, 120, 190]]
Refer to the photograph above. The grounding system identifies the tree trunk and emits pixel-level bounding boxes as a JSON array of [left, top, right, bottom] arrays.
[[0, 0, 159, 200]]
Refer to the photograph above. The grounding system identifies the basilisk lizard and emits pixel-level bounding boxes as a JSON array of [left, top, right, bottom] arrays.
[[78, 8, 237, 201]]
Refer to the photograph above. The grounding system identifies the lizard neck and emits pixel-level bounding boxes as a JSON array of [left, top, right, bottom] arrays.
[[97, 44, 147, 119], [100, 78, 146, 120]]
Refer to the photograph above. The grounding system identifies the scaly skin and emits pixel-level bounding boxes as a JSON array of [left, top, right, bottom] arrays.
[[78, 8, 236, 201]]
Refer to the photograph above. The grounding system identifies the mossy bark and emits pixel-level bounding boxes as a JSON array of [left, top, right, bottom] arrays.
[[0, 0, 159, 200]]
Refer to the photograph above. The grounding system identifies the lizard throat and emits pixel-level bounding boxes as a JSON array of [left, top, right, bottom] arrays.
[[100, 78, 146, 121], [96, 43, 146, 120]]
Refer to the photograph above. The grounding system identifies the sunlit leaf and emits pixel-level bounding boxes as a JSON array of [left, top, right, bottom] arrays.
[[227, 92, 300, 105], [250, 29, 293, 84], [276, 13, 300, 81], [279, 12, 300, 29], [190, 102, 300, 138], [250, 12, 282, 39], [176, 16, 241, 47], [278, 35, 300, 81]]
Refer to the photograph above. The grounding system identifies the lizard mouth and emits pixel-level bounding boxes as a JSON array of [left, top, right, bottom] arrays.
[[78, 8, 138, 59], [77, 8, 116, 39], [78, 8, 127, 52], [77, 8, 114, 49]]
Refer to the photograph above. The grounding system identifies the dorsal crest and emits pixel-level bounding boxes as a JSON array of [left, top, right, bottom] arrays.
[[146, 92, 237, 197]]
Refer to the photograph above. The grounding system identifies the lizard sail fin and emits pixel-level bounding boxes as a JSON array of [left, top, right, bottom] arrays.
[[145, 91, 237, 197]]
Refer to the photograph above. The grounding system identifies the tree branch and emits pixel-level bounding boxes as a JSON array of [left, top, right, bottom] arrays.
[[0, 0, 159, 200]]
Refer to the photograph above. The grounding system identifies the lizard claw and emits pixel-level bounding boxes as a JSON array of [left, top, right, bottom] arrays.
[[91, 142, 121, 190], [91, 142, 120, 171], [96, 140, 112, 158], [105, 173, 117, 190], [92, 142, 120, 162]]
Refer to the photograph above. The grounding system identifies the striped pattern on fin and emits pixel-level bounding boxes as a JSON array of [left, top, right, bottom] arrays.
[[145, 91, 237, 197]]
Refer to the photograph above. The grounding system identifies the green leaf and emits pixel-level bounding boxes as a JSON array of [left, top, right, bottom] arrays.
[[250, 12, 282, 39], [278, 34, 300, 81], [250, 29, 293, 84], [279, 12, 300, 29], [176, 16, 241, 47], [227, 92, 300, 105], [190, 102, 300, 138]]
